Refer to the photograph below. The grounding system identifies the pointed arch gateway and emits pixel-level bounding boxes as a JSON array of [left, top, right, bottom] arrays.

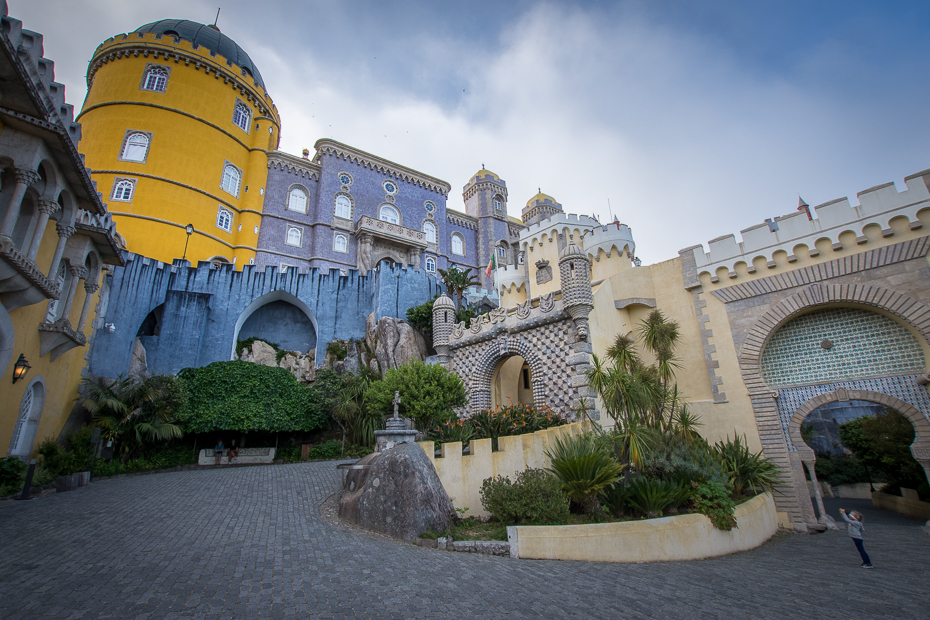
[[469, 334, 549, 413]]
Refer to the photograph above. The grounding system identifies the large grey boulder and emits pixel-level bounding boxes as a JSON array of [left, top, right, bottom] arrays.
[[338, 442, 454, 541], [368, 315, 427, 371]]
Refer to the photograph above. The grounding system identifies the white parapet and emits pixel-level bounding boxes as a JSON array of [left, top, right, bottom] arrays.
[[520, 213, 600, 248], [685, 169, 930, 279], [495, 263, 526, 294], [584, 222, 636, 259]]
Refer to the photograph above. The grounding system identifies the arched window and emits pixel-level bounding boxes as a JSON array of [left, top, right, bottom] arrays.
[[286, 227, 302, 246], [423, 221, 437, 244], [233, 101, 251, 132], [451, 233, 464, 256], [120, 132, 149, 162], [497, 246, 506, 258], [334, 234, 348, 253], [425, 257, 436, 272], [335, 195, 351, 219], [142, 66, 169, 92], [111, 179, 135, 202], [518, 251, 525, 265], [216, 208, 233, 233], [8, 379, 45, 458], [287, 187, 308, 213], [494, 196, 504, 211], [379, 204, 399, 224], [221, 164, 241, 196]]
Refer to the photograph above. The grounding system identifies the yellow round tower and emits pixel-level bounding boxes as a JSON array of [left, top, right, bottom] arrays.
[[77, 19, 281, 265]]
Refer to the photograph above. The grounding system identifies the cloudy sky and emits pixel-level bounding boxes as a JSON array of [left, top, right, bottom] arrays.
[[11, 0, 930, 263]]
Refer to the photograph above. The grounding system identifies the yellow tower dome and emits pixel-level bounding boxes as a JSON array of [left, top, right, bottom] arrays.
[[77, 19, 281, 265]]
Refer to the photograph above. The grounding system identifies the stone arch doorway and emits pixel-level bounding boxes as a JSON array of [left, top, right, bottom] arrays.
[[738, 283, 930, 529], [787, 389, 930, 522], [491, 355, 534, 408], [469, 336, 548, 414], [231, 290, 319, 360]]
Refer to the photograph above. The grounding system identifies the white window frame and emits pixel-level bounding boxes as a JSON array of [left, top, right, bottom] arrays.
[[118, 131, 151, 163], [287, 186, 309, 213], [110, 178, 136, 202], [425, 257, 436, 272], [379, 204, 400, 224], [423, 221, 437, 244], [286, 226, 302, 247], [279, 263, 296, 273], [497, 246, 506, 258], [216, 207, 233, 233], [141, 65, 169, 92], [220, 163, 242, 197], [494, 197, 503, 211], [334, 234, 348, 253], [451, 233, 465, 256], [334, 194, 352, 220], [232, 100, 252, 133]]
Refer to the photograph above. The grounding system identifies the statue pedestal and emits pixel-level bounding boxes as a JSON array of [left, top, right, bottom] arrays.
[[374, 416, 418, 453]]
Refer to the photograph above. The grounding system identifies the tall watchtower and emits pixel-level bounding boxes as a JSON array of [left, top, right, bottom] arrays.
[[462, 168, 512, 289]]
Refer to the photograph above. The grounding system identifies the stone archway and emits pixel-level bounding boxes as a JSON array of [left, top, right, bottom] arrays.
[[738, 283, 930, 528], [231, 290, 319, 360], [468, 334, 549, 414], [787, 389, 930, 522]]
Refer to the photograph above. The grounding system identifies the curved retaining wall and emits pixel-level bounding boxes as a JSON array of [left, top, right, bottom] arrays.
[[508, 492, 778, 563]]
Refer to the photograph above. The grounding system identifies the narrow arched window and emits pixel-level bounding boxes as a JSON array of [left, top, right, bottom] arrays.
[[143, 66, 169, 92], [287, 187, 308, 213], [451, 233, 464, 256], [286, 227, 302, 246], [335, 195, 351, 219], [497, 246, 506, 258], [334, 234, 348, 253], [494, 196, 504, 211], [111, 179, 135, 202], [379, 205, 399, 224], [121, 132, 149, 162], [423, 221, 437, 244], [425, 257, 436, 272], [221, 165, 241, 196], [216, 208, 233, 233], [233, 101, 251, 132]]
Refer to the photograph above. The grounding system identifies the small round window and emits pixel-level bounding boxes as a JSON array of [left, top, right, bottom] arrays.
[[383, 180, 398, 195], [424, 201, 435, 213], [339, 173, 353, 186]]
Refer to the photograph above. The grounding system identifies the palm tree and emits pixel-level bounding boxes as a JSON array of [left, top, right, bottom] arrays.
[[438, 265, 479, 311]]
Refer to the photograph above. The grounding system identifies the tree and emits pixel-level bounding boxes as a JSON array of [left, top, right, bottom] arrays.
[[437, 265, 479, 311], [839, 408, 924, 489], [329, 366, 383, 448], [365, 359, 467, 431]]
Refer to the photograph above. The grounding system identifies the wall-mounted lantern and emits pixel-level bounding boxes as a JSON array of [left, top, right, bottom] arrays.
[[182, 223, 194, 261], [12, 354, 31, 384]]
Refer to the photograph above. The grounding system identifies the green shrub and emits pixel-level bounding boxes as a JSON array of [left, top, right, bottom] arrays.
[[0, 457, 27, 496], [840, 409, 924, 492], [468, 404, 570, 448], [638, 432, 727, 487], [626, 477, 680, 518], [714, 434, 780, 496], [236, 336, 280, 357], [405, 297, 436, 338], [480, 468, 570, 524], [92, 444, 198, 477], [308, 440, 343, 459], [36, 426, 96, 477], [432, 416, 474, 449], [326, 341, 348, 361], [600, 480, 632, 517], [546, 433, 623, 513], [366, 360, 466, 431], [814, 454, 878, 486], [344, 445, 373, 458], [693, 480, 737, 530], [178, 361, 327, 433]]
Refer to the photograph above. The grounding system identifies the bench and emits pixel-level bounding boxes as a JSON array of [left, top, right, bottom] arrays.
[[198, 447, 276, 466]]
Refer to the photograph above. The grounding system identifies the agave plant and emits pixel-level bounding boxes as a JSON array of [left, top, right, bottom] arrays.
[[546, 433, 624, 513], [715, 434, 781, 496]]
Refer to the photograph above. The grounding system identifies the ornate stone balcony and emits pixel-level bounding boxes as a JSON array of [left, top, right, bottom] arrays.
[[38, 319, 87, 361], [75, 209, 125, 265], [355, 215, 428, 249], [0, 235, 59, 311]]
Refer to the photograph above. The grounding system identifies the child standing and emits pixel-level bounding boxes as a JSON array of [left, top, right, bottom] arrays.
[[839, 508, 873, 568]]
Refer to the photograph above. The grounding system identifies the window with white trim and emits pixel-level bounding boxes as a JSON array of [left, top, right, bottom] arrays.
[[497, 246, 506, 258], [287, 187, 308, 213], [425, 257, 436, 272], [142, 66, 169, 92], [233, 101, 251, 132], [286, 226, 302, 247], [451, 233, 464, 256], [111, 179, 135, 202], [493, 196, 503, 211], [120, 132, 150, 162], [216, 207, 233, 233], [279, 263, 295, 273], [335, 195, 351, 219], [334, 234, 348, 253], [379, 204, 399, 224], [518, 251, 525, 265], [221, 164, 241, 196], [423, 221, 437, 244]]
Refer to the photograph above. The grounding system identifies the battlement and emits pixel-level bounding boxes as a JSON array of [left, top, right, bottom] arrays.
[[683, 169, 930, 281], [520, 213, 600, 246], [584, 222, 636, 259], [495, 263, 527, 293]]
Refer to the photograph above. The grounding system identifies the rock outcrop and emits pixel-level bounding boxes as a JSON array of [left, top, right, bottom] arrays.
[[239, 340, 316, 383], [367, 313, 427, 372], [338, 442, 455, 541]]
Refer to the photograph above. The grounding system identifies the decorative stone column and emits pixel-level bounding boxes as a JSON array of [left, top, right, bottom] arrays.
[[373, 391, 418, 452], [58, 265, 86, 326], [558, 243, 598, 420], [47, 224, 74, 282], [25, 200, 60, 261], [356, 233, 373, 276], [0, 169, 40, 238], [431, 294, 455, 365], [77, 282, 99, 334]]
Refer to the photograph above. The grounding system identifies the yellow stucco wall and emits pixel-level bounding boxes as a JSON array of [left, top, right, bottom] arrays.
[[77, 32, 280, 265]]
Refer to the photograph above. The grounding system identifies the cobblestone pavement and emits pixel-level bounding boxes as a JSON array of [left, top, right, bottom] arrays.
[[0, 463, 927, 619]]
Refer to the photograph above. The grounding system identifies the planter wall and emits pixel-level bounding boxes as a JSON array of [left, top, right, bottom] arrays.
[[871, 491, 930, 520], [507, 492, 778, 563]]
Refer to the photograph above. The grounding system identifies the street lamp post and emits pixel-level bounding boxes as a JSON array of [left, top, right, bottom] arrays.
[[182, 223, 194, 261]]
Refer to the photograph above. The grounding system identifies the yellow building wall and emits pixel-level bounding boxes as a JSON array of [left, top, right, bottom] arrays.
[[0, 224, 103, 459], [77, 32, 279, 265]]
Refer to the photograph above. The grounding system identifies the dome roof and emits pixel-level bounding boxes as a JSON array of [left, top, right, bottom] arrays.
[[433, 294, 455, 309], [133, 19, 265, 88], [560, 243, 586, 259], [526, 192, 558, 208]]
